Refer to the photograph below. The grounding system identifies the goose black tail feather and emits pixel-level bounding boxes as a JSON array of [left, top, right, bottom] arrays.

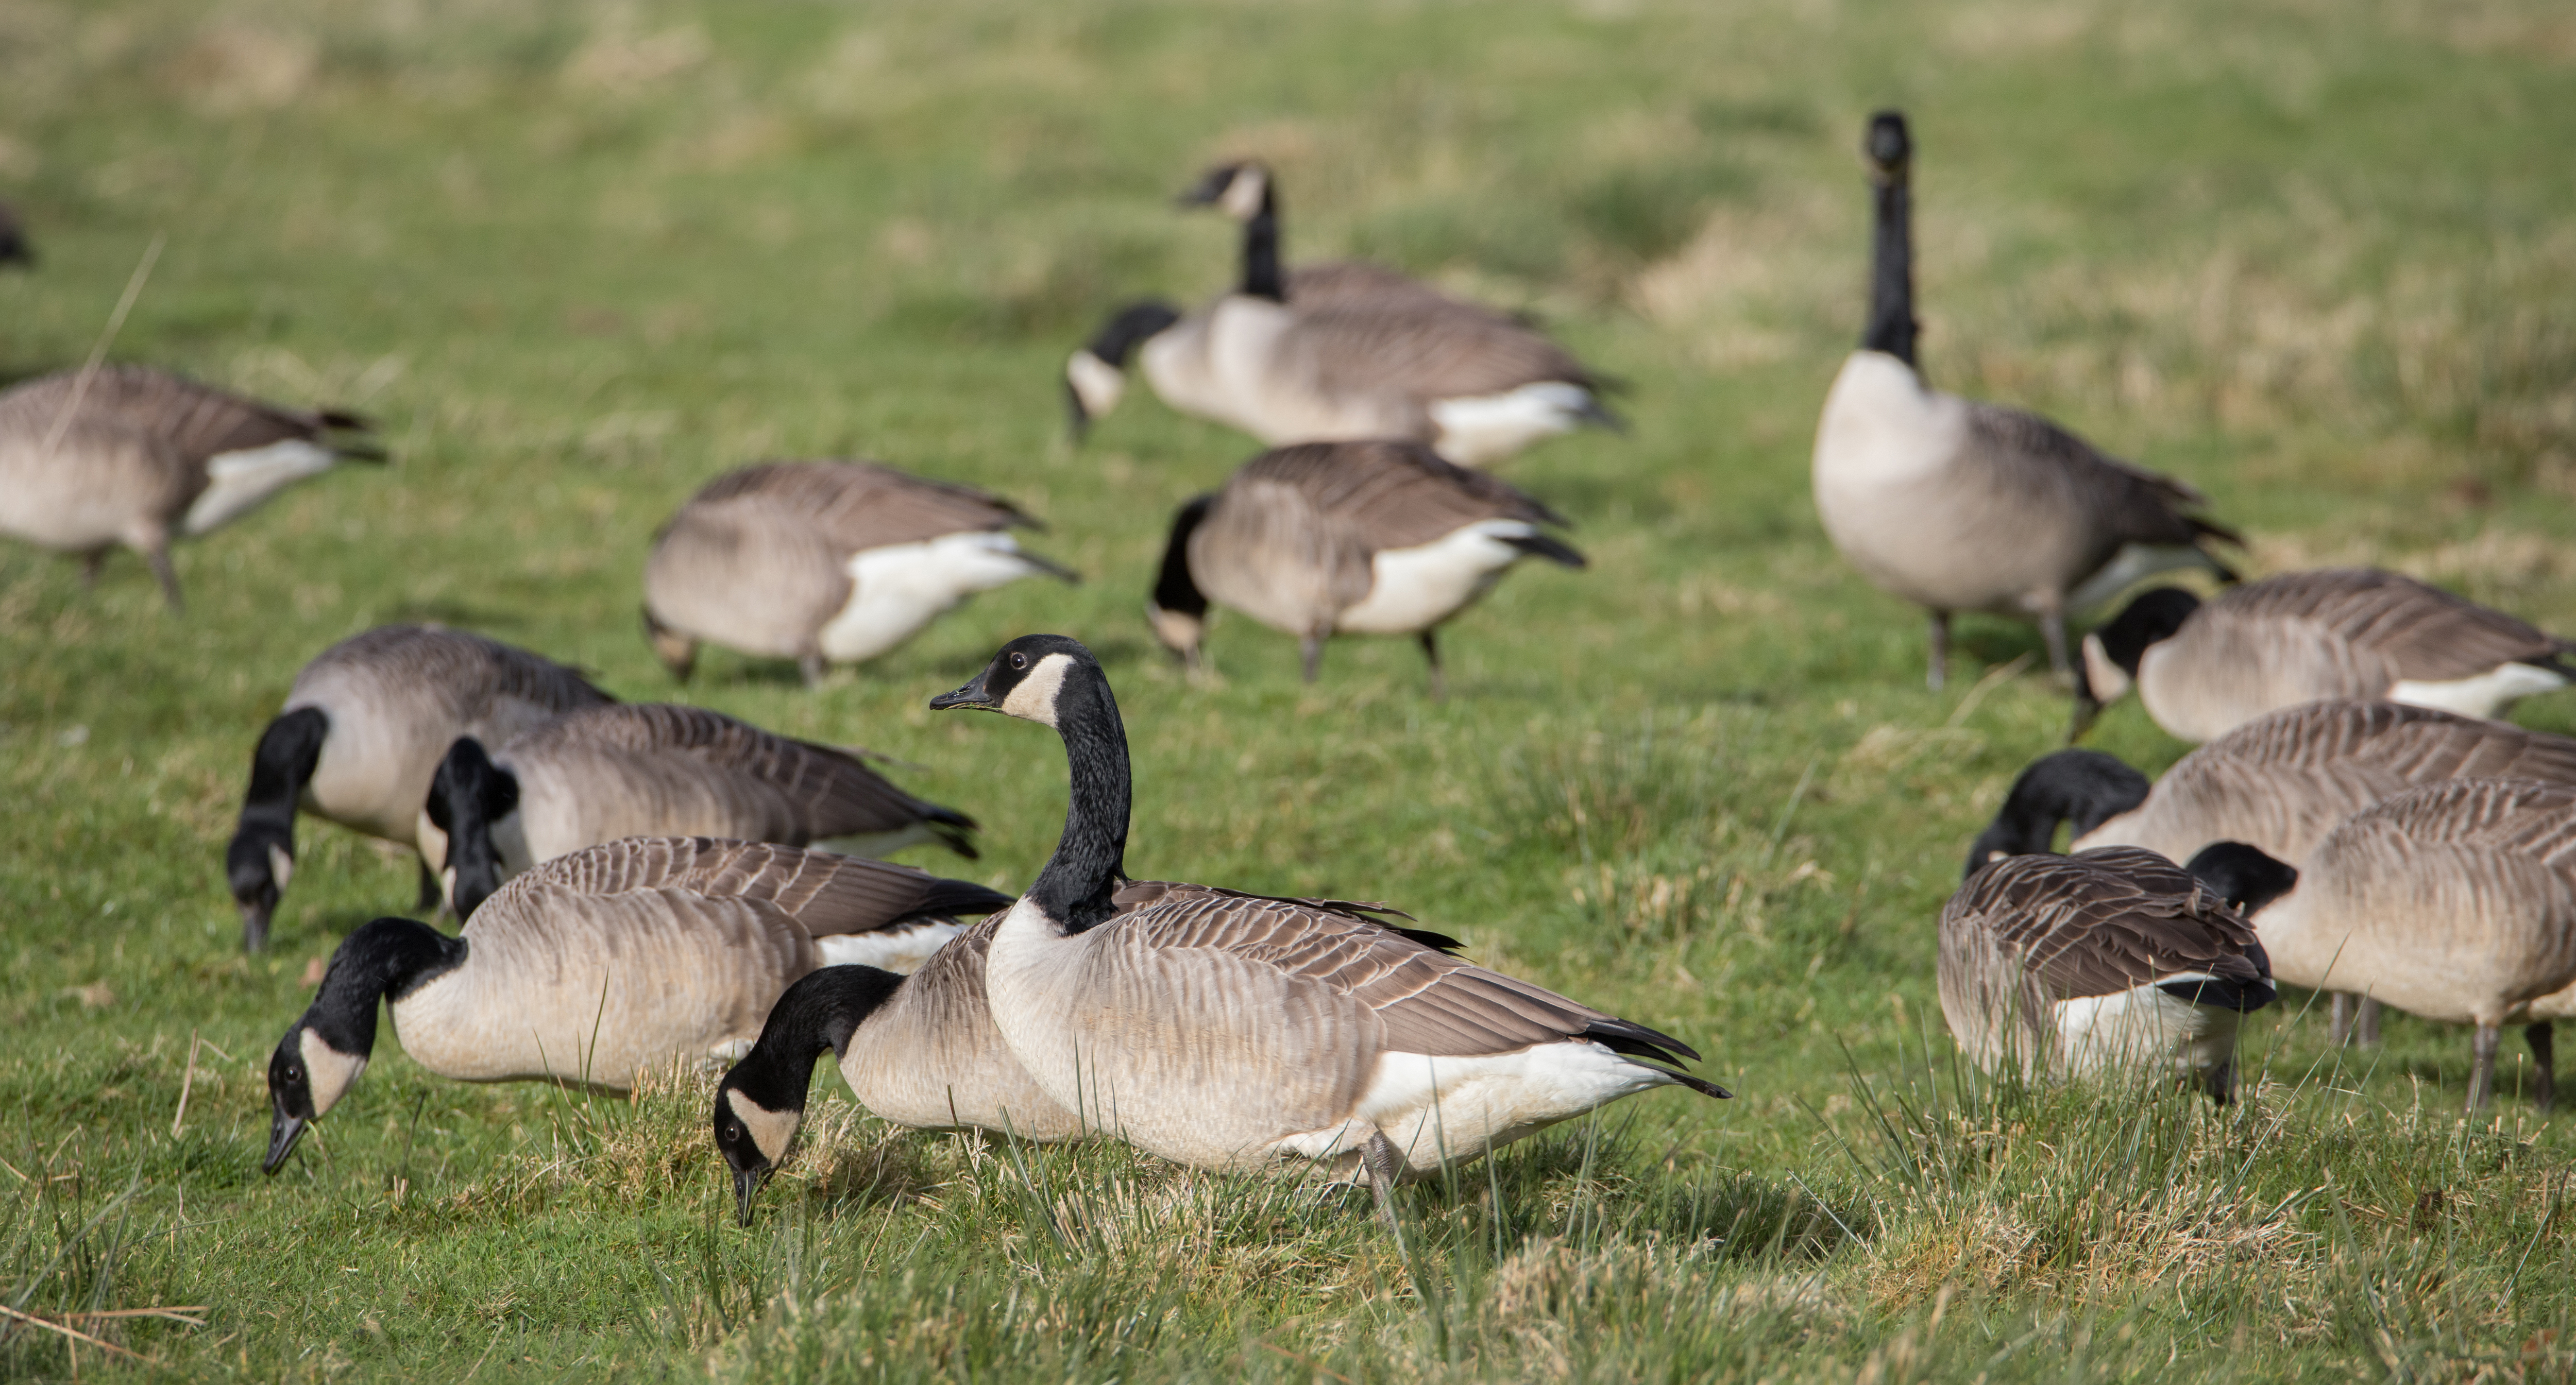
[[920, 811, 981, 861], [1581, 1016, 1703, 1066], [2158, 976, 2277, 1013], [1502, 533, 1588, 570], [1645, 1068, 1733, 1101], [902, 877, 1019, 922], [1391, 926, 1465, 955]]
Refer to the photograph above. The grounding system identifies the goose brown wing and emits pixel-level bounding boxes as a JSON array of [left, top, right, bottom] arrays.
[[2200, 702, 2576, 784], [306, 625, 614, 718], [2, 364, 367, 465], [684, 460, 1041, 554], [1106, 881, 1703, 1065], [2211, 569, 2570, 680], [1284, 261, 1466, 312], [1239, 440, 1569, 553], [515, 837, 1009, 935], [2360, 780, 2576, 863], [1950, 848, 2266, 1001], [1962, 402, 2235, 553], [1294, 302, 1598, 402]]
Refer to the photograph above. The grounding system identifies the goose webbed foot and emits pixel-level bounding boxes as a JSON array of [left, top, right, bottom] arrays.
[[2531, 1021, 2555, 1113]]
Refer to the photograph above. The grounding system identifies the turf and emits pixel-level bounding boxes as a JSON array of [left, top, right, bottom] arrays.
[[5, 0, 2576, 1379]]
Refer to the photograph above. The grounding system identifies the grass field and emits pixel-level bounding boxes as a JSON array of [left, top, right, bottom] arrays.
[[7, 0, 2576, 1378]]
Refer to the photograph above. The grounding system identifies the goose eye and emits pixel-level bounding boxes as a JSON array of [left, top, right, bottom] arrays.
[[1009, 652, 1028, 670]]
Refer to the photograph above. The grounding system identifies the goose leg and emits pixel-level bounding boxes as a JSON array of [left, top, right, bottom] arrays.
[[1362, 1131, 1409, 1245], [2203, 1055, 2236, 1105], [80, 549, 108, 588], [1926, 610, 1951, 692], [415, 859, 442, 913], [2531, 1022, 2555, 1113], [2358, 997, 2382, 1046], [1417, 630, 1444, 702], [2469, 1024, 2501, 1112], [798, 651, 827, 691], [1300, 631, 1325, 685], [2037, 607, 2071, 682], [2331, 994, 2355, 1047], [143, 540, 183, 612]]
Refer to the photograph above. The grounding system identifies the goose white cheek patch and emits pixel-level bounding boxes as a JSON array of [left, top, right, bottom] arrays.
[[998, 654, 1073, 727], [727, 1087, 802, 1166], [299, 1028, 369, 1118]]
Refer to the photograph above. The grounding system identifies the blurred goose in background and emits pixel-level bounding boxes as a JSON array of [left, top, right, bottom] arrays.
[[261, 837, 1014, 1174], [0, 364, 383, 609], [2078, 569, 2576, 742], [642, 460, 1075, 689], [1812, 111, 2238, 693], [419, 702, 979, 920], [226, 625, 614, 953], [0, 200, 29, 266], [2240, 778, 2576, 1111], [1942, 843, 2291, 1101], [1146, 439, 1584, 696], [929, 635, 1726, 1223], [715, 919, 1085, 1223], [1062, 163, 1616, 467]]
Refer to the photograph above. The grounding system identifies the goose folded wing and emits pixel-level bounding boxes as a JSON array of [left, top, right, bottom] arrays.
[[1963, 403, 2232, 549], [692, 460, 1040, 552], [556, 704, 957, 840], [1968, 850, 2265, 1001], [1244, 440, 1570, 552], [84, 366, 358, 463], [518, 837, 1005, 932], [2292, 570, 2570, 680], [1299, 305, 1598, 401]]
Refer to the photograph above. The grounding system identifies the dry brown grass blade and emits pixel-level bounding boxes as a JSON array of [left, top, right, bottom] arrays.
[[0, 1302, 154, 1362]]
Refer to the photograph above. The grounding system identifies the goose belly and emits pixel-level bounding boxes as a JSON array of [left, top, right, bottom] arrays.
[[1428, 383, 1591, 467], [2052, 983, 2241, 1080], [1334, 522, 1532, 635], [182, 441, 338, 535], [1269, 1041, 1675, 1174], [818, 533, 1045, 663], [387, 962, 748, 1088], [2392, 663, 2571, 720]]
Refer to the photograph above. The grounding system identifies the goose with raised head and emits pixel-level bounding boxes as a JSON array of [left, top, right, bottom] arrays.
[[928, 635, 1726, 1220], [1811, 112, 2238, 693], [714, 920, 1084, 1223], [2240, 778, 2576, 1110], [418, 702, 979, 920], [0, 364, 383, 610], [226, 625, 614, 953], [261, 837, 1014, 1174], [2078, 569, 2576, 743], [1063, 164, 1615, 468], [642, 460, 1076, 689], [1146, 439, 1585, 696], [1942, 843, 2291, 1100]]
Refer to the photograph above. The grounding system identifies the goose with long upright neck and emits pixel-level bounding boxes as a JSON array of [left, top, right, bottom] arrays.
[[1811, 111, 2240, 695], [930, 635, 1727, 1208]]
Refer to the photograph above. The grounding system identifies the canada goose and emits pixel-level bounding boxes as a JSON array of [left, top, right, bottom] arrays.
[[642, 460, 1076, 689], [262, 837, 1014, 1173], [1063, 165, 1615, 468], [714, 919, 1084, 1223], [0, 364, 383, 610], [2078, 569, 2576, 743], [417, 702, 979, 920], [1941, 843, 2291, 1100], [1146, 439, 1584, 696], [927, 635, 1726, 1221], [226, 625, 615, 953], [0, 201, 29, 266], [2241, 778, 2576, 1110], [1811, 112, 2238, 692]]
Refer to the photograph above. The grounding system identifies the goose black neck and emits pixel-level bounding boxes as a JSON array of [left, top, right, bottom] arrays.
[[1240, 182, 1284, 303], [1152, 495, 1214, 619], [1964, 750, 2149, 878], [1862, 173, 1917, 365], [299, 917, 469, 1058], [729, 966, 906, 1113], [427, 738, 517, 919], [1034, 667, 1132, 933], [227, 707, 328, 895]]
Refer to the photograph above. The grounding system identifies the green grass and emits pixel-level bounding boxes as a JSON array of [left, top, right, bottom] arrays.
[[6, 0, 2576, 1378]]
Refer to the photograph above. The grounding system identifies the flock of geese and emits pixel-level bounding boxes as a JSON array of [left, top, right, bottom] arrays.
[[9, 108, 2576, 1230]]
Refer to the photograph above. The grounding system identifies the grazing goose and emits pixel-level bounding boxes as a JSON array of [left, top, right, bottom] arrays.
[[928, 634, 1726, 1219], [1147, 439, 1584, 695], [1942, 843, 2291, 1100], [0, 364, 383, 609], [1063, 165, 1615, 467], [0, 200, 29, 266], [262, 837, 1014, 1173], [2078, 569, 2576, 742], [714, 919, 1084, 1223], [1811, 112, 2238, 692], [2241, 778, 2576, 1110], [226, 625, 614, 953], [642, 460, 1076, 688], [418, 702, 979, 920]]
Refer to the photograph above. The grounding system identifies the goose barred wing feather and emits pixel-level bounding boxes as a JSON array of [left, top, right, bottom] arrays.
[[1962, 403, 2236, 551], [0, 365, 364, 465], [297, 625, 614, 720], [515, 837, 1007, 935], [1241, 440, 1570, 551], [1105, 882, 1702, 1065], [1293, 303, 1598, 404], [1947, 848, 2268, 1003], [685, 460, 1041, 553], [1284, 262, 1470, 312], [2210, 569, 2572, 680]]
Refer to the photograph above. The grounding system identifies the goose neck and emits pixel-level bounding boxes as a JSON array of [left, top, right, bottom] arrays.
[[1241, 184, 1285, 303], [737, 967, 906, 1110], [1862, 176, 1917, 366], [1031, 669, 1132, 934], [304, 917, 470, 1057]]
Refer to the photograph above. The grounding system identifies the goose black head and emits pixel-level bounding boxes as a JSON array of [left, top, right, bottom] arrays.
[[424, 737, 520, 920], [930, 634, 1098, 728], [715, 966, 905, 1225], [1178, 161, 1270, 221], [1145, 495, 1216, 666], [2076, 587, 2202, 721], [263, 917, 466, 1174], [1965, 749, 2152, 878], [0, 201, 29, 267], [1865, 111, 1910, 184], [1064, 300, 1181, 440], [2185, 841, 2299, 917]]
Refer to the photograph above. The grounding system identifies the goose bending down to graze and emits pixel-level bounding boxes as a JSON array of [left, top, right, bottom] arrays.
[[1146, 439, 1585, 696], [418, 702, 979, 921], [1062, 166, 1615, 468], [2239, 779, 2576, 1111], [226, 625, 614, 953], [1811, 112, 2237, 693], [715, 919, 1084, 1223], [642, 460, 1076, 689], [0, 364, 383, 610], [2077, 569, 2576, 743], [261, 837, 1014, 1174], [1942, 843, 2292, 1100], [927, 635, 1726, 1222]]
